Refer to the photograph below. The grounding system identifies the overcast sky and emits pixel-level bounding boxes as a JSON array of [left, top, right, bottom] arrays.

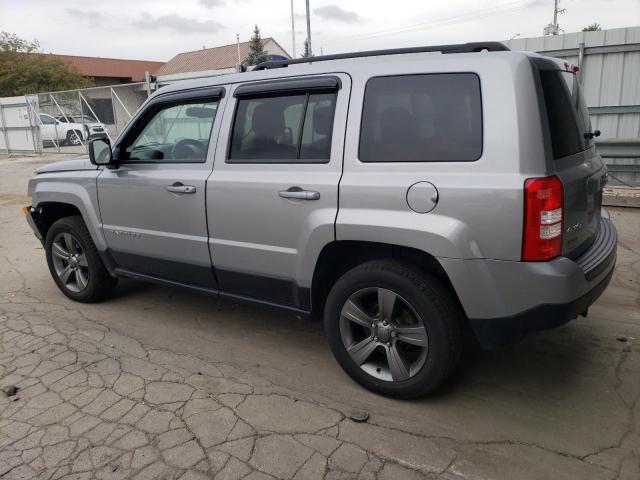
[[1, 0, 638, 61]]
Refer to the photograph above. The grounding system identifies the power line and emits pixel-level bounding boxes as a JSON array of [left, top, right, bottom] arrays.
[[324, 1, 526, 46], [322, 0, 529, 47]]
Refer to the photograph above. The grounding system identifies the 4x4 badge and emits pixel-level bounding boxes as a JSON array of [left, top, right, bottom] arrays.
[[566, 222, 582, 233]]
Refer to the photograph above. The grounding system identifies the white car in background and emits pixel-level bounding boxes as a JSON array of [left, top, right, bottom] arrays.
[[39, 113, 107, 146], [57, 115, 108, 139]]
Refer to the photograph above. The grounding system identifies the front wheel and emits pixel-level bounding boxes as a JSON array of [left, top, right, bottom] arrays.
[[65, 130, 83, 146], [324, 260, 463, 398], [45, 216, 117, 302]]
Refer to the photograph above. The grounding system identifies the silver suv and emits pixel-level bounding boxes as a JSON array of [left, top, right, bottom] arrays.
[[24, 42, 617, 397]]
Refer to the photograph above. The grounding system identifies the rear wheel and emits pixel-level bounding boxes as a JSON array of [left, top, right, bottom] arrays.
[[324, 260, 463, 398], [45, 216, 117, 302]]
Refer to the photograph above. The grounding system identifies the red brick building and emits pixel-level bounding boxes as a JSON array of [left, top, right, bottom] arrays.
[[42, 54, 165, 86]]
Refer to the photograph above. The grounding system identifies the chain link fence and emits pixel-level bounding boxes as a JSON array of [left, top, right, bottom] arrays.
[[31, 83, 149, 154]]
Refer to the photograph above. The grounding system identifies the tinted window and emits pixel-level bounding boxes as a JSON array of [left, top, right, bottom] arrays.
[[539, 70, 592, 159], [229, 92, 336, 163], [40, 114, 55, 125], [359, 73, 482, 162], [123, 100, 218, 163], [300, 94, 336, 159]]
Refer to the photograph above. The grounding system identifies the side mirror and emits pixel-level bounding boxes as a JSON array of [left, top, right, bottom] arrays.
[[88, 138, 113, 166]]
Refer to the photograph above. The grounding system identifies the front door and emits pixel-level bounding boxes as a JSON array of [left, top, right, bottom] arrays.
[[97, 88, 227, 288], [208, 74, 350, 310]]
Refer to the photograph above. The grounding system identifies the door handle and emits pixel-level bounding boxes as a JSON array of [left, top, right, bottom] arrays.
[[166, 183, 196, 194], [278, 188, 320, 200]]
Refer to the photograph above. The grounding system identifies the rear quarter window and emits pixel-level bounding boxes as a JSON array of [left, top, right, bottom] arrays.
[[539, 69, 593, 159], [359, 73, 482, 162]]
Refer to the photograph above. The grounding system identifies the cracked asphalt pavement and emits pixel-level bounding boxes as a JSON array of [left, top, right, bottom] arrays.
[[1, 155, 639, 480]]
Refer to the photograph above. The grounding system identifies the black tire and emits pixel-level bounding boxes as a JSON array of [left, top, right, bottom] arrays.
[[45, 216, 117, 302], [65, 130, 83, 146], [324, 260, 463, 398]]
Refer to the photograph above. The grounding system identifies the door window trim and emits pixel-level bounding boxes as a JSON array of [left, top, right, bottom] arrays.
[[233, 75, 341, 99], [114, 86, 225, 165]]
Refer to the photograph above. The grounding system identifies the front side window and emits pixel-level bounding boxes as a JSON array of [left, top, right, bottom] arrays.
[[40, 114, 55, 125], [123, 100, 218, 163], [359, 73, 482, 162], [228, 92, 336, 163]]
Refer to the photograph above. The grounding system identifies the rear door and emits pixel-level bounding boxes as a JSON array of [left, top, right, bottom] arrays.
[[534, 59, 606, 258], [207, 74, 350, 310]]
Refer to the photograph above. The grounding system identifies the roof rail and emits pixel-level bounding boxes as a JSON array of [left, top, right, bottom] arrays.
[[253, 42, 509, 71]]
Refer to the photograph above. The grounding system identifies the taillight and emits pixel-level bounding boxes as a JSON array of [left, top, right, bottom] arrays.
[[522, 176, 563, 261]]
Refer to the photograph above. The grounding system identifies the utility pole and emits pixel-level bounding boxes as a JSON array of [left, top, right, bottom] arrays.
[[305, 0, 312, 57], [290, 0, 296, 58], [235, 33, 244, 72], [544, 0, 565, 35]]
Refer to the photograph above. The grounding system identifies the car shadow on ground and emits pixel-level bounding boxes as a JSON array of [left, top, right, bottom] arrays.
[[108, 278, 602, 405]]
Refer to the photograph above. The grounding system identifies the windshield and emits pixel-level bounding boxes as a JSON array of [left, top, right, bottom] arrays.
[[539, 69, 593, 159]]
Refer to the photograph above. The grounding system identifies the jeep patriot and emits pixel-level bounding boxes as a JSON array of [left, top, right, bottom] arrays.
[[24, 42, 617, 397]]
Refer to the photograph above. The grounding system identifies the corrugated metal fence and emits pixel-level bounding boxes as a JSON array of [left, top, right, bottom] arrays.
[[506, 26, 640, 186]]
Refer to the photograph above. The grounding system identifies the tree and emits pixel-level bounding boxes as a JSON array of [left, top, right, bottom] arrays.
[[0, 31, 92, 97], [300, 38, 311, 58], [582, 23, 602, 32], [243, 25, 270, 66]]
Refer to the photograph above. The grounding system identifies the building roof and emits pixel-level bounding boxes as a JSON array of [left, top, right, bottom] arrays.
[[154, 38, 289, 76], [43, 54, 165, 82]]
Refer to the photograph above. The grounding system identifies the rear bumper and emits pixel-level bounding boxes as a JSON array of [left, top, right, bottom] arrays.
[[439, 216, 617, 348], [469, 261, 614, 347]]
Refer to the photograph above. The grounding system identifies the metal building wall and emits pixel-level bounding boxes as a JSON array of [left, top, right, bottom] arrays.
[[505, 26, 640, 186]]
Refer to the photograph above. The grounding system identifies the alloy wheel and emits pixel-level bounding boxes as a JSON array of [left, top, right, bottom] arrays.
[[51, 232, 89, 292], [339, 287, 429, 382]]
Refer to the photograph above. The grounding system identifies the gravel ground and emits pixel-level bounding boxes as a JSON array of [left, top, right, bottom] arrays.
[[1, 155, 639, 480]]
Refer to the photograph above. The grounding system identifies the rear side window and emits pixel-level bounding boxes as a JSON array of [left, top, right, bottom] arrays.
[[539, 70, 592, 159], [359, 73, 482, 162], [229, 92, 337, 163]]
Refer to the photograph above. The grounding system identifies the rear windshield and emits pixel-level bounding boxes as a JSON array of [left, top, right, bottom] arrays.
[[359, 73, 482, 162], [539, 70, 593, 159]]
